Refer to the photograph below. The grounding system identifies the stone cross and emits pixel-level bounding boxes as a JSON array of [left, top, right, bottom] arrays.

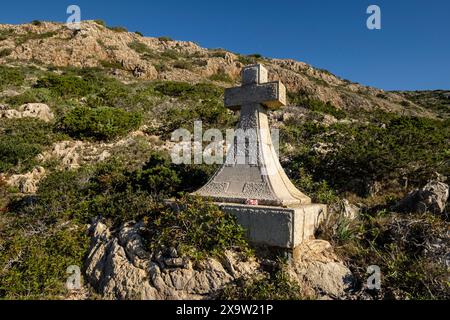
[[195, 64, 310, 207]]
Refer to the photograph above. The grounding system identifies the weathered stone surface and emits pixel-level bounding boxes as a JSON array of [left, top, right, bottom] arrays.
[[84, 220, 260, 300], [3, 166, 46, 193], [0, 103, 54, 122], [19, 103, 54, 122], [290, 240, 354, 298], [396, 181, 449, 214], [84, 221, 353, 300], [219, 203, 326, 250]]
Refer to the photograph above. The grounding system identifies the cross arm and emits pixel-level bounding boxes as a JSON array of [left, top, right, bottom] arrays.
[[224, 81, 287, 111]]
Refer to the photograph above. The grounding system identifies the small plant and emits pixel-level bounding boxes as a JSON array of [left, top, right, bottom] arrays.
[[158, 36, 173, 42], [94, 19, 106, 27], [31, 20, 42, 26], [173, 60, 193, 70], [135, 31, 144, 37], [219, 262, 304, 300], [0, 48, 12, 58], [108, 26, 128, 33], [209, 70, 233, 83]]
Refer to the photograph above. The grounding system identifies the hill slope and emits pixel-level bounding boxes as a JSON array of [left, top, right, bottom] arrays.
[[0, 20, 440, 118]]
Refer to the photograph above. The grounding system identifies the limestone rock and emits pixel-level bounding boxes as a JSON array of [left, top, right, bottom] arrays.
[[290, 240, 354, 298], [18, 103, 54, 122], [84, 220, 260, 300], [0, 103, 54, 122], [5, 166, 46, 194], [396, 181, 449, 215]]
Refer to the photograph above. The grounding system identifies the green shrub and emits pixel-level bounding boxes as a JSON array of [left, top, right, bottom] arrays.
[[108, 26, 128, 33], [31, 20, 42, 26], [0, 118, 64, 173], [158, 36, 173, 42], [209, 70, 233, 83], [135, 31, 144, 37], [285, 116, 449, 196], [0, 223, 89, 299], [142, 195, 251, 260], [219, 262, 303, 300], [59, 106, 142, 141], [173, 60, 193, 70], [0, 65, 25, 90], [288, 91, 347, 119], [94, 20, 106, 27], [128, 40, 152, 55], [15, 31, 57, 46], [161, 49, 180, 60], [0, 48, 12, 58], [0, 28, 15, 41], [34, 74, 93, 98]]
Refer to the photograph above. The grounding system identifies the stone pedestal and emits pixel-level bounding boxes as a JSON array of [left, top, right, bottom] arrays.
[[218, 203, 326, 259]]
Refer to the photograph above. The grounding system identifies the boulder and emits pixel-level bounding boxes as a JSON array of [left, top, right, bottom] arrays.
[[0, 103, 54, 122], [18, 103, 54, 122], [290, 240, 354, 298], [5, 166, 46, 194], [84, 220, 260, 300], [396, 181, 449, 215]]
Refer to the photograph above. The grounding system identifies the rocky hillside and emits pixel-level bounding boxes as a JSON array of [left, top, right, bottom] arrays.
[[0, 20, 438, 117], [0, 20, 448, 301]]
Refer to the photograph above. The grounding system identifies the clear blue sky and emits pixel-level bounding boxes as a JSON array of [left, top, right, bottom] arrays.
[[1, 0, 449, 91]]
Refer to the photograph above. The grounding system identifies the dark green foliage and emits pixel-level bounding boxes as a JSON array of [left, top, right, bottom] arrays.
[[0, 28, 15, 41], [158, 36, 173, 42], [31, 20, 42, 26], [131, 152, 216, 197], [0, 48, 12, 58], [108, 26, 128, 33], [209, 70, 234, 83], [0, 222, 89, 299], [284, 115, 449, 196], [219, 262, 303, 300], [0, 65, 25, 90], [154, 81, 222, 100], [15, 31, 57, 46], [135, 31, 144, 37], [173, 60, 193, 70], [288, 91, 347, 119], [94, 20, 106, 27], [0, 118, 64, 173], [142, 195, 251, 260], [34, 73, 93, 98], [59, 106, 142, 141]]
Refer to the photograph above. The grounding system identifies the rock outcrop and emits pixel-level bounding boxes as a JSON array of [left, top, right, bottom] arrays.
[[84, 220, 354, 300], [3, 166, 46, 193], [396, 181, 449, 215], [0, 103, 54, 122]]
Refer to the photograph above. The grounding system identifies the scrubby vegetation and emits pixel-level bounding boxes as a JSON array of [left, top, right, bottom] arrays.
[[219, 262, 304, 300], [0, 55, 448, 300]]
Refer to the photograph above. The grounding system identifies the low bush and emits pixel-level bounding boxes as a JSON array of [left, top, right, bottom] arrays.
[[142, 195, 251, 261], [219, 262, 303, 300], [0, 118, 64, 173], [0, 65, 25, 90], [59, 106, 142, 141]]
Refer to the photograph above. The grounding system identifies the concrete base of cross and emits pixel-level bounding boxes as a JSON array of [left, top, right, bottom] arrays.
[[217, 203, 327, 261]]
